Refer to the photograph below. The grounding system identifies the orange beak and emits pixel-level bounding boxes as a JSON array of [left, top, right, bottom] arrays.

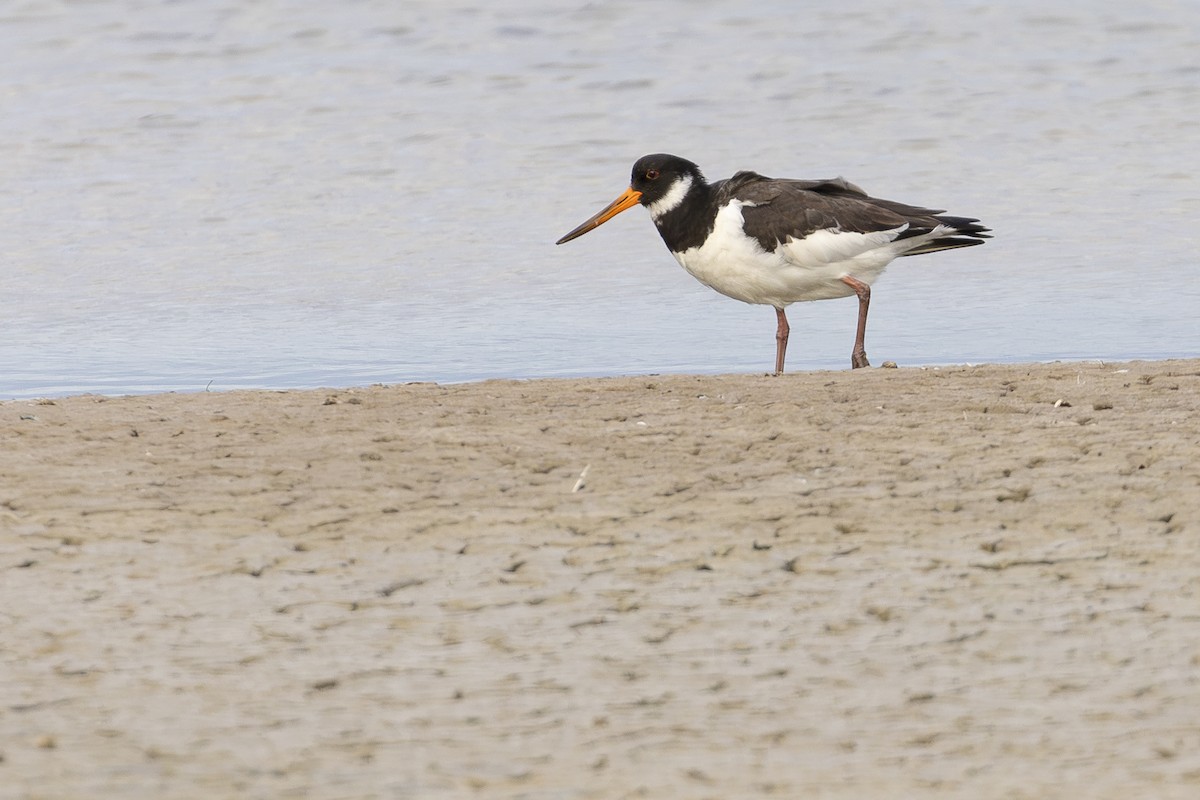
[[556, 187, 643, 245]]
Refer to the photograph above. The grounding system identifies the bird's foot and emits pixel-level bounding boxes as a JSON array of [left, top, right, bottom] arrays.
[[851, 352, 870, 369]]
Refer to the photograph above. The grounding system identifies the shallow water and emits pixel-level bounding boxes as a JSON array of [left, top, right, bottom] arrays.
[[3, 0, 1198, 398]]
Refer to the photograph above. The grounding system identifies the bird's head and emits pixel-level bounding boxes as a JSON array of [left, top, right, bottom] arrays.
[[556, 154, 703, 244]]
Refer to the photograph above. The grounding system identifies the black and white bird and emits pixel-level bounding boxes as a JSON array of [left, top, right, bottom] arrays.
[[556, 154, 989, 373]]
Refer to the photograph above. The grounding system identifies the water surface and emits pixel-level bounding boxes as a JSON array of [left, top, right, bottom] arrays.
[[3, 1, 1198, 398]]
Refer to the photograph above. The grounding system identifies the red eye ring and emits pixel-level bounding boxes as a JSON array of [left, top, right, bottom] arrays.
[[645, 168, 660, 180]]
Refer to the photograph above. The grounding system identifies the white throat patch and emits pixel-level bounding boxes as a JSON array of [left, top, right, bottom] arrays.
[[648, 175, 693, 220]]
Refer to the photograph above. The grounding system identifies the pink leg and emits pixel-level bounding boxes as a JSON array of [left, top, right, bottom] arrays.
[[774, 307, 789, 375], [840, 276, 871, 369]]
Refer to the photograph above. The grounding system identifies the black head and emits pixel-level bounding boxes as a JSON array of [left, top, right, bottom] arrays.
[[628, 154, 705, 208], [556, 154, 706, 245]]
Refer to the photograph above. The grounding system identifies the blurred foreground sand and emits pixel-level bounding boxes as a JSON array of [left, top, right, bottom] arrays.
[[2, 359, 1199, 798]]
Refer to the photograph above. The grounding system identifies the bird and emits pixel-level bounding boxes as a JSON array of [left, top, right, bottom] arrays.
[[556, 154, 989, 374]]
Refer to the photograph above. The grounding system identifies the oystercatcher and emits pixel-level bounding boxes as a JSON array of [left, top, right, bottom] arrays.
[[556, 154, 989, 373]]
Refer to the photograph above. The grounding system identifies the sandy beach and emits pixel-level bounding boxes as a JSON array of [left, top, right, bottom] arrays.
[[2, 358, 1199, 799]]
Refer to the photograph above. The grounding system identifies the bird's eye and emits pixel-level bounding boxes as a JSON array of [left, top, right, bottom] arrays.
[[645, 168, 660, 180]]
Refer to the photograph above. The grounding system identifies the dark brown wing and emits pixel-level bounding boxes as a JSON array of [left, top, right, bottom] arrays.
[[716, 170, 988, 254]]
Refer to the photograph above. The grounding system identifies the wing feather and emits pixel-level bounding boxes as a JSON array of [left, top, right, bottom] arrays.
[[713, 170, 987, 262]]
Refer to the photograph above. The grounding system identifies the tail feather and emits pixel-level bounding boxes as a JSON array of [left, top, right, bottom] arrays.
[[898, 214, 991, 257], [902, 236, 986, 256]]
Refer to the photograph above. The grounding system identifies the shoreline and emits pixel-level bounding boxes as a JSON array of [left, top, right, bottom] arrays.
[[3, 357, 1199, 797], [4, 354, 1196, 404]]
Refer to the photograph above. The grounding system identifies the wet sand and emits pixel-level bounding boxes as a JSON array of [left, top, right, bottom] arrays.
[[3, 359, 1199, 799]]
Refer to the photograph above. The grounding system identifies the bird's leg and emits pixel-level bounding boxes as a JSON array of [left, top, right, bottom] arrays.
[[774, 307, 789, 375], [840, 276, 871, 369]]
